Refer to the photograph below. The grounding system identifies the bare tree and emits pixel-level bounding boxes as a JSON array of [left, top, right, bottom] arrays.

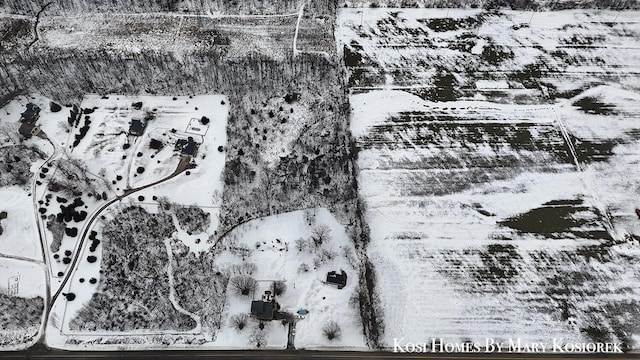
[[230, 275, 257, 296], [273, 280, 287, 296], [323, 321, 342, 341], [314, 248, 337, 267], [230, 263, 257, 276], [294, 237, 309, 252], [311, 224, 331, 248]]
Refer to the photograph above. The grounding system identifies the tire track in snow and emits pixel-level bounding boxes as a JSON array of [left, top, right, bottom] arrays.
[[552, 107, 617, 241]]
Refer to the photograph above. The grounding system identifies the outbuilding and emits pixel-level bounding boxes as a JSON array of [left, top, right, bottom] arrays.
[[129, 119, 146, 136], [326, 270, 348, 289]]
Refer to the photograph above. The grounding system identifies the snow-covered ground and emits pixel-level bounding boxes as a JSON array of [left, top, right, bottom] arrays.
[[214, 208, 367, 349], [351, 89, 640, 349], [44, 95, 229, 348], [0, 187, 41, 260], [37, 14, 298, 60], [0, 257, 47, 306]]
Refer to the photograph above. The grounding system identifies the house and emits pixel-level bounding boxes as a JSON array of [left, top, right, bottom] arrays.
[[175, 136, 199, 156], [18, 123, 41, 139], [326, 270, 348, 289], [251, 300, 275, 321], [250, 290, 279, 321], [129, 119, 146, 136], [20, 103, 40, 123]]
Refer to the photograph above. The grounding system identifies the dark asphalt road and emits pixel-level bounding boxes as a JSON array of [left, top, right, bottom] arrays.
[[1, 348, 638, 360]]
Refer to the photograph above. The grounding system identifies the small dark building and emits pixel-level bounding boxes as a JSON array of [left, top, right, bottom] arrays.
[[175, 136, 199, 156], [129, 119, 146, 136], [326, 270, 347, 289], [20, 103, 40, 123]]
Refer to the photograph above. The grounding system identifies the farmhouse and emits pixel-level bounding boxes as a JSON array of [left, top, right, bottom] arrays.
[[250, 290, 279, 321], [18, 103, 43, 138], [326, 270, 348, 289], [18, 123, 42, 139], [128, 119, 146, 136]]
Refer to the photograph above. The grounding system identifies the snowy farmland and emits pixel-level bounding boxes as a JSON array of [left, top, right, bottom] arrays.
[[338, 9, 640, 103], [2, 1, 640, 353], [351, 88, 640, 349]]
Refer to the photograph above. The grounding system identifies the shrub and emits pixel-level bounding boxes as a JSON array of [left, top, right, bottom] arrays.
[[273, 281, 287, 296], [230, 313, 249, 330], [250, 330, 266, 348], [50, 102, 62, 112], [149, 139, 164, 150], [323, 321, 341, 340], [200, 116, 210, 125], [230, 275, 257, 296], [298, 263, 310, 273]]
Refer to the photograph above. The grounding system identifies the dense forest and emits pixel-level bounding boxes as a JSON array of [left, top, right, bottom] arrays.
[[0, 293, 44, 346], [0, 0, 337, 16]]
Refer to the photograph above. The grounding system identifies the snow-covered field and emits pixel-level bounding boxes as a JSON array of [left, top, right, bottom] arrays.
[[351, 89, 640, 349], [0, 187, 41, 260], [37, 14, 298, 60], [556, 86, 640, 240]]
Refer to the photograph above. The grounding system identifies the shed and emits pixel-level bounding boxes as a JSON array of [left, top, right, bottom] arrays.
[[326, 270, 348, 289], [129, 119, 146, 136]]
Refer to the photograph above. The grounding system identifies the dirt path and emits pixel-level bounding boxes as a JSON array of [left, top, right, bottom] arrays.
[[292, 1, 306, 57], [163, 238, 202, 332]]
